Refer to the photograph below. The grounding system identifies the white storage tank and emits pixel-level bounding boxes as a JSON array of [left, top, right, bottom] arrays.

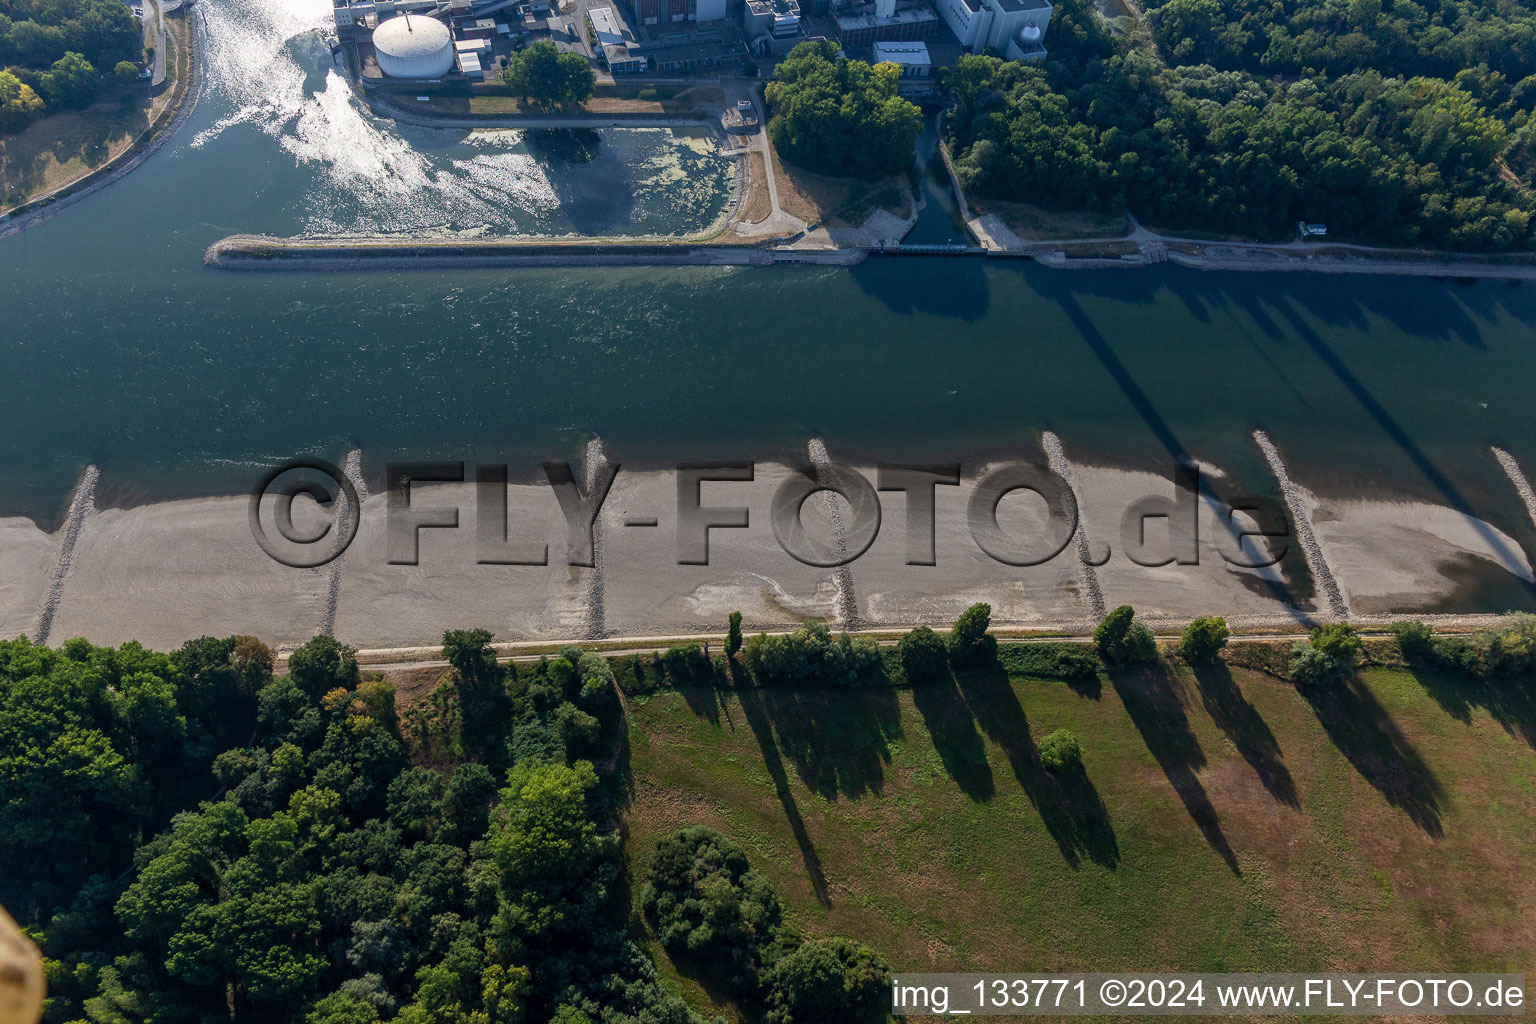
[[373, 14, 454, 79]]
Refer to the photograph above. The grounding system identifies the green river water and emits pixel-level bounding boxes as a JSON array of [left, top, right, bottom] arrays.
[[1, 0, 1535, 610]]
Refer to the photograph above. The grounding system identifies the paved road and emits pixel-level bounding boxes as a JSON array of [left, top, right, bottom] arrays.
[[143, 0, 168, 87]]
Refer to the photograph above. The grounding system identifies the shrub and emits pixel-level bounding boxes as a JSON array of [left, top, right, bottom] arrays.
[[1289, 642, 1352, 686], [1038, 729, 1083, 772], [660, 643, 711, 686], [1421, 615, 1536, 677], [641, 826, 783, 990], [1309, 623, 1362, 661], [947, 602, 994, 666], [742, 622, 880, 685], [898, 626, 949, 683], [1178, 616, 1230, 664], [1094, 606, 1157, 667], [1390, 620, 1434, 661], [993, 643, 1099, 682], [762, 936, 889, 1024]]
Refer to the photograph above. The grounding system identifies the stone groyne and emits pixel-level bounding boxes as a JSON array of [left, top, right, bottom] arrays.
[[1040, 431, 1107, 623], [807, 437, 863, 631], [1252, 429, 1347, 620], [34, 464, 99, 646], [202, 234, 870, 270], [1491, 447, 1536, 531]]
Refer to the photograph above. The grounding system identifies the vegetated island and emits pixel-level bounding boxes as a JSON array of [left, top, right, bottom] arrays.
[[6, 603, 1534, 1023]]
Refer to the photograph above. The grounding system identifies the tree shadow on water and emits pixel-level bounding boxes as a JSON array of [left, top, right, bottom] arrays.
[[954, 665, 1120, 869], [1191, 664, 1299, 808], [1300, 677, 1445, 837], [847, 256, 991, 321], [1110, 666, 1240, 873]]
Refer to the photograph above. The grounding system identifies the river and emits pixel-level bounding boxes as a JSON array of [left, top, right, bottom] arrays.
[[1, 0, 1535, 612]]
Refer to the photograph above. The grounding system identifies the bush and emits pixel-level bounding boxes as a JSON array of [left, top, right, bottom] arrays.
[[1289, 642, 1352, 686], [762, 936, 889, 1024], [641, 826, 782, 990], [1094, 606, 1157, 667], [1038, 729, 1083, 772], [742, 622, 881, 685], [1178, 616, 1229, 664], [993, 642, 1099, 682], [1309, 623, 1362, 662], [1391, 620, 1434, 661], [898, 626, 950, 683], [1416, 615, 1536, 678], [947, 602, 994, 666], [660, 643, 712, 686]]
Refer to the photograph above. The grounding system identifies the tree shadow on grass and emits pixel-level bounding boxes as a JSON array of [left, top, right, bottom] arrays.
[[1110, 665, 1240, 874], [955, 665, 1119, 869], [680, 684, 722, 726], [757, 686, 902, 801], [1405, 667, 1536, 751], [910, 676, 994, 800], [735, 685, 831, 906], [1300, 677, 1445, 837], [1191, 664, 1299, 808]]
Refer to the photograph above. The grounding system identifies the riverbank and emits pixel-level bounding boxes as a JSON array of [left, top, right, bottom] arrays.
[[4, 451, 1532, 652], [0, 7, 200, 237]]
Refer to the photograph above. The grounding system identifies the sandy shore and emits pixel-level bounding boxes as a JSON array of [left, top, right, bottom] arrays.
[[2, 445, 1533, 651]]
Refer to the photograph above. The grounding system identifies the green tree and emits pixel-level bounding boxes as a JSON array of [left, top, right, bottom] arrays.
[[502, 41, 594, 107], [1178, 616, 1230, 664], [0, 69, 45, 133], [898, 625, 949, 682], [1038, 728, 1083, 772], [288, 634, 360, 699], [726, 611, 744, 659], [488, 759, 616, 948], [1095, 606, 1157, 667], [765, 40, 922, 179], [763, 936, 889, 1024], [641, 825, 783, 990], [38, 51, 97, 109], [947, 602, 994, 665]]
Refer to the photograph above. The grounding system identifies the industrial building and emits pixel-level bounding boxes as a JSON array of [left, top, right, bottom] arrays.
[[637, 31, 745, 71], [833, 0, 939, 48], [743, 0, 801, 39], [629, 0, 725, 25], [588, 5, 649, 72], [935, 0, 1050, 58], [371, 13, 455, 78]]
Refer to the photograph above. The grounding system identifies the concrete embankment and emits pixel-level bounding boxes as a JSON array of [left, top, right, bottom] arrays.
[[203, 234, 873, 270]]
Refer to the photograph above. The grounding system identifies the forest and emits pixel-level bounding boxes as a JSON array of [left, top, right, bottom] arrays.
[[765, 40, 925, 179], [0, 0, 141, 132], [0, 628, 889, 1024], [942, 0, 1536, 248]]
